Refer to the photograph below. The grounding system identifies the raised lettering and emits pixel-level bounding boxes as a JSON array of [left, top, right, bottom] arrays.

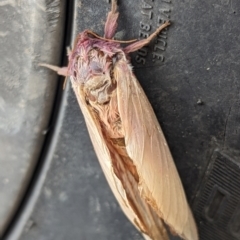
[[154, 44, 165, 51], [135, 55, 146, 64], [156, 38, 167, 47], [152, 52, 164, 62], [159, 8, 171, 18], [142, 0, 152, 9], [140, 22, 151, 31], [141, 10, 153, 19], [139, 30, 149, 39]]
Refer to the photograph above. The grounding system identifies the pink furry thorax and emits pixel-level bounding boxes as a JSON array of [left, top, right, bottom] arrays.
[[67, 31, 123, 83]]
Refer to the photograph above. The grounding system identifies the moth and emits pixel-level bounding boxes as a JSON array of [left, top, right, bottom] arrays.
[[40, 1, 198, 239]]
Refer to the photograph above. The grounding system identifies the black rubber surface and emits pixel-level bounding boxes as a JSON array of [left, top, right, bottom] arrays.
[[1, 0, 240, 240]]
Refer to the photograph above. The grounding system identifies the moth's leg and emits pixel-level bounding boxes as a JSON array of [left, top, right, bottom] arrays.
[[39, 46, 70, 77], [39, 63, 68, 77], [124, 21, 170, 53], [104, 0, 119, 39]]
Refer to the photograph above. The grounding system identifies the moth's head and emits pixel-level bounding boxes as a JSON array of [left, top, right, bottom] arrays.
[[71, 47, 117, 104]]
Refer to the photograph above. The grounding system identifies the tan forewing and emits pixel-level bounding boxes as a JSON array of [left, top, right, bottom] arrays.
[[114, 58, 198, 240], [71, 80, 147, 233]]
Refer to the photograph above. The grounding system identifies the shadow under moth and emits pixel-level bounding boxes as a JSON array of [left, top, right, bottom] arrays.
[[40, 1, 198, 239]]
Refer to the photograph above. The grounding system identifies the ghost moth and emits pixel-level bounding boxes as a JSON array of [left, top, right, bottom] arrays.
[[40, 0, 198, 239]]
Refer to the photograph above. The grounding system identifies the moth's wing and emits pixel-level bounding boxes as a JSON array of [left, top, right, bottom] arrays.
[[114, 59, 198, 240], [71, 81, 146, 233]]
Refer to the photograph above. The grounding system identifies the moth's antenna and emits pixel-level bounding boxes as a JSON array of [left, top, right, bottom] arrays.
[[86, 30, 137, 44]]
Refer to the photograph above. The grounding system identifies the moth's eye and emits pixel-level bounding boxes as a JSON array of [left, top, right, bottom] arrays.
[[90, 61, 102, 73]]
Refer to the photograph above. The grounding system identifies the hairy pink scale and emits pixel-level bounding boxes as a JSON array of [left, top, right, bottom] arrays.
[[69, 34, 121, 80]]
